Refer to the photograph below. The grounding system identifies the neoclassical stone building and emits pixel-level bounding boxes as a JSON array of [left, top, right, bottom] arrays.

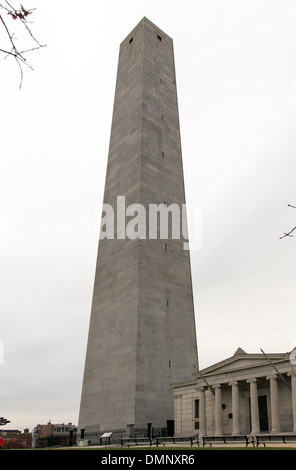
[[173, 348, 296, 436]]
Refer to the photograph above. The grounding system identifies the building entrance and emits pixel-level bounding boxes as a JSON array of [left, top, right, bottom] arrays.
[[258, 395, 269, 431], [249, 394, 269, 432]]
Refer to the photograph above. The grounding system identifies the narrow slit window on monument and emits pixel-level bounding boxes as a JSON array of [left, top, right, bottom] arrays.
[[165, 243, 168, 250], [166, 299, 169, 307], [157, 34, 162, 41], [162, 152, 165, 158], [129, 37, 134, 44]]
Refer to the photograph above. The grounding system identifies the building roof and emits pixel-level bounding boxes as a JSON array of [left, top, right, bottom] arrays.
[[172, 347, 296, 388]]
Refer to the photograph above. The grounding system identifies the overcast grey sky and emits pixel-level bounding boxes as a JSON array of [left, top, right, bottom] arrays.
[[1, 0, 296, 432]]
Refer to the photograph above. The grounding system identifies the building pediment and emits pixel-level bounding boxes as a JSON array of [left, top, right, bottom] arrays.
[[193, 348, 293, 380]]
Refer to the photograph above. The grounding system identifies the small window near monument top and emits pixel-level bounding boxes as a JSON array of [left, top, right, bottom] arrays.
[[157, 34, 162, 41], [129, 37, 134, 44]]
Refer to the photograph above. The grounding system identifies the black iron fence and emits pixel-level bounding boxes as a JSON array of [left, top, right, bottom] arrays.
[[81, 426, 172, 446]]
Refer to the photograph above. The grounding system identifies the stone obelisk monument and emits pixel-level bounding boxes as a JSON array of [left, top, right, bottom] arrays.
[[78, 17, 198, 439]]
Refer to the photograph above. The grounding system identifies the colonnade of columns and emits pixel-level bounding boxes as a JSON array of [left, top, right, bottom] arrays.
[[197, 371, 296, 435], [288, 371, 296, 432]]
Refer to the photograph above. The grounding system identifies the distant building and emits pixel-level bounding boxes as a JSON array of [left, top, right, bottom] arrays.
[[36, 420, 53, 438], [173, 348, 296, 436], [0, 429, 32, 449], [0, 429, 21, 435], [52, 423, 77, 436], [32, 421, 77, 448]]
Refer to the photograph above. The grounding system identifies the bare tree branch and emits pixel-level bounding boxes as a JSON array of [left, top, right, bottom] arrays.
[[279, 226, 296, 239], [0, 2, 45, 88], [279, 204, 296, 239]]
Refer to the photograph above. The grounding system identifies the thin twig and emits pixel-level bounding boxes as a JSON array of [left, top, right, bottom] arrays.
[[279, 226, 296, 239], [279, 204, 296, 239], [0, 2, 45, 88], [0, 13, 17, 52]]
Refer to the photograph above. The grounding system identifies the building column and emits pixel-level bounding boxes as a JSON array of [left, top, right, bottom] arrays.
[[213, 384, 223, 435], [267, 374, 280, 433], [174, 394, 182, 436], [228, 381, 240, 435], [287, 372, 296, 431], [197, 387, 207, 436], [247, 378, 260, 434]]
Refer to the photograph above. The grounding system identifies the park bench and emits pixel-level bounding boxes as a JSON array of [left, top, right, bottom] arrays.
[[120, 437, 154, 447], [254, 433, 296, 447], [201, 434, 254, 447], [155, 435, 199, 447]]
